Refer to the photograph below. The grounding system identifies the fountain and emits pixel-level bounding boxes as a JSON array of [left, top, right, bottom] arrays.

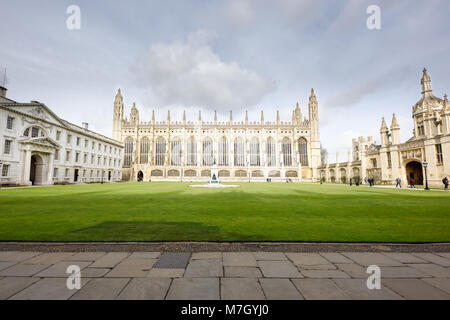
[[189, 158, 240, 188]]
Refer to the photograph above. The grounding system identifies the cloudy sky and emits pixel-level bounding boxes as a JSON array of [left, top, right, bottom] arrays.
[[1, 0, 449, 157]]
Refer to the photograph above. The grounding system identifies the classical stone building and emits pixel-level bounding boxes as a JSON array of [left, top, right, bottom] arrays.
[[113, 89, 322, 182], [0, 87, 124, 186], [320, 68, 450, 187]]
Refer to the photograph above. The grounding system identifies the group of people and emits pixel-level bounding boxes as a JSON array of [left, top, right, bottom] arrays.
[[398, 176, 448, 190], [365, 177, 375, 187]]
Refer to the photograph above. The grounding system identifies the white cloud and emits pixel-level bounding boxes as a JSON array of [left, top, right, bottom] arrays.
[[133, 30, 276, 112]]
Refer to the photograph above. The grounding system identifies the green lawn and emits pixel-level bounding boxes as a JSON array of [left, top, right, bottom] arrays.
[[0, 182, 449, 242]]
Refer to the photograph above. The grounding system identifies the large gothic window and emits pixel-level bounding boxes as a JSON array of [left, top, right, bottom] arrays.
[[298, 137, 308, 167], [140, 137, 150, 164], [170, 137, 182, 166], [124, 137, 133, 167], [155, 137, 166, 166], [266, 137, 276, 167], [250, 137, 260, 166], [187, 137, 197, 166], [202, 138, 214, 166], [218, 137, 228, 166], [234, 137, 245, 166], [282, 137, 292, 166]]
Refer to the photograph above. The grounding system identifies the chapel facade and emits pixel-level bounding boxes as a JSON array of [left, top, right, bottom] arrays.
[[113, 89, 322, 182]]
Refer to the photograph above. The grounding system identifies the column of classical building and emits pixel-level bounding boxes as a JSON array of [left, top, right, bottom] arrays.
[[113, 89, 322, 182]]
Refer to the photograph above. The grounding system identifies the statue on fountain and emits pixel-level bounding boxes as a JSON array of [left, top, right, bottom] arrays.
[[210, 157, 219, 184]]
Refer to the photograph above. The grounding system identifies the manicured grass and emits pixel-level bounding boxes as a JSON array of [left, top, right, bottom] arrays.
[[0, 182, 449, 242]]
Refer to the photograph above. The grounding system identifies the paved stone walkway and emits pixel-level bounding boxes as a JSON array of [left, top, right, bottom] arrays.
[[1, 251, 449, 300]]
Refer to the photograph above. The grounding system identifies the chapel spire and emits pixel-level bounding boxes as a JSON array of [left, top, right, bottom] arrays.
[[421, 67, 432, 95], [391, 113, 399, 129]]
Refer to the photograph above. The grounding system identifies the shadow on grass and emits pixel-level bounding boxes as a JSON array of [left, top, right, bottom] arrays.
[[72, 221, 265, 242]]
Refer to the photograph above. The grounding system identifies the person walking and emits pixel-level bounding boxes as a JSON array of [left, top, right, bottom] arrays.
[[443, 177, 449, 191], [395, 177, 402, 188], [409, 177, 415, 188]]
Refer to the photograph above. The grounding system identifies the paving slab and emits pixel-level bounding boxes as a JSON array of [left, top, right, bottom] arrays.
[[301, 270, 351, 279], [259, 279, 304, 300], [34, 261, 92, 278], [336, 264, 368, 278], [0, 277, 40, 300], [70, 278, 130, 300], [341, 252, 403, 267], [223, 252, 257, 267], [0, 252, 21, 261], [408, 263, 450, 277], [422, 278, 450, 294], [378, 266, 431, 278], [81, 268, 110, 278], [117, 278, 172, 300], [148, 268, 185, 278], [105, 259, 157, 278], [9, 277, 90, 300], [412, 253, 450, 266], [292, 279, 351, 300], [191, 252, 222, 260], [252, 252, 287, 261], [225, 267, 262, 278], [184, 259, 223, 277], [286, 253, 331, 266], [65, 252, 106, 262], [258, 260, 303, 278], [90, 252, 130, 268], [154, 253, 191, 269], [166, 278, 219, 300], [299, 264, 337, 270], [0, 261, 16, 271], [381, 252, 428, 264], [0, 252, 41, 262], [319, 252, 353, 264], [221, 278, 266, 300], [0, 264, 50, 277], [333, 279, 404, 300], [436, 253, 450, 260], [383, 279, 450, 300], [128, 252, 160, 259], [23, 252, 75, 265]]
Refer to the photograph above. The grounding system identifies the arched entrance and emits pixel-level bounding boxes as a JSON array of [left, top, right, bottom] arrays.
[[137, 170, 144, 182], [405, 161, 423, 185], [30, 154, 44, 185]]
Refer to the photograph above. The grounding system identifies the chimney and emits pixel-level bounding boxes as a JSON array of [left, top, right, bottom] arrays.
[[82, 122, 89, 130], [0, 86, 6, 98]]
